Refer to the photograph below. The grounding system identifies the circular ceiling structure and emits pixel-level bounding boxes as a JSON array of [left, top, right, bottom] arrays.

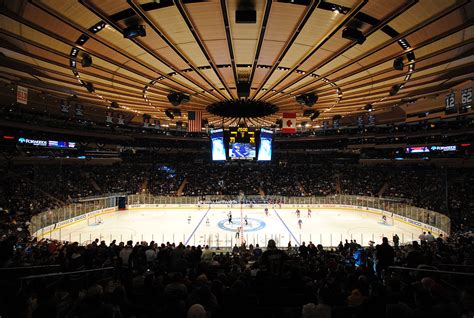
[[207, 100, 278, 119], [0, 0, 472, 127]]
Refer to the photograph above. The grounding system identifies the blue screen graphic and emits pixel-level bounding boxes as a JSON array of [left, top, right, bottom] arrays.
[[257, 128, 273, 161], [229, 143, 256, 159], [210, 129, 226, 161]]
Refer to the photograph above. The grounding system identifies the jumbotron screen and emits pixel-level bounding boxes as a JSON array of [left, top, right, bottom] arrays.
[[210, 129, 226, 161], [257, 128, 273, 161], [228, 126, 256, 160], [229, 143, 256, 159]]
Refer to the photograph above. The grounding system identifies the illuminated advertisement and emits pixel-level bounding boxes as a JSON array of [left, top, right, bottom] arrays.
[[18, 137, 76, 148], [405, 146, 430, 153]]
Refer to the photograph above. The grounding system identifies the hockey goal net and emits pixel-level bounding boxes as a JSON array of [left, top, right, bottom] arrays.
[[87, 216, 103, 226]]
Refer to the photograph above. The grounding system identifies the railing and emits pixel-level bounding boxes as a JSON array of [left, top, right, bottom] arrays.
[[388, 266, 474, 277], [128, 194, 450, 235], [29, 194, 450, 243], [29, 195, 118, 235], [127, 194, 200, 205]]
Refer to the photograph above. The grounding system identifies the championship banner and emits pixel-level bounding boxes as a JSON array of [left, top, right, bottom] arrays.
[[17, 85, 28, 104], [282, 113, 296, 133], [75, 104, 84, 117], [322, 121, 329, 130], [143, 116, 150, 128], [118, 114, 125, 125], [106, 111, 113, 123], [368, 114, 376, 126], [60, 100, 70, 113], [153, 118, 160, 129]]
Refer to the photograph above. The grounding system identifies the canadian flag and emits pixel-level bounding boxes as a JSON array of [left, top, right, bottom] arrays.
[[282, 113, 296, 133]]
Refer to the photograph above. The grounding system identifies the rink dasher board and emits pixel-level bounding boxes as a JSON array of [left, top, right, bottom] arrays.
[[33, 207, 118, 239], [33, 204, 447, 240]]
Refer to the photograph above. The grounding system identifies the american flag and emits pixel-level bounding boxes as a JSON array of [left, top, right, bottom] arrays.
[[187, 111, 202, 132]]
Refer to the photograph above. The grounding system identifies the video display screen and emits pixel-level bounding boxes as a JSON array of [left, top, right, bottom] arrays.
[[257, 128, 273, 161], [229, 143, 256, 159], [228, 126, 256, 160], [405, 146, 430, 153], [210, 129, 226, 161]]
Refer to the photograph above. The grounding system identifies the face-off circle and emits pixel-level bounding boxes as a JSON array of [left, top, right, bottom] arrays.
[[217, 218, 266, 232]]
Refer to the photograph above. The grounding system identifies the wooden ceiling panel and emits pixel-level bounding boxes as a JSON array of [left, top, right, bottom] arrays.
[[388, 0, 457, 34], [258, 2, 306, 66], [0, 0, 470, 122], [86, 0, 130, 15], [360, 0, 409, 21], [40, 0, 100, 29], [279, 9, 343, 68], [404, 11, 467, 48], [337, 31, 392, 61], [411, 29, 473, 61]]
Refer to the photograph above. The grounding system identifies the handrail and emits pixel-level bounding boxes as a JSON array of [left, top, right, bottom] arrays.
[[388, 266, 474, 277], [0, 264, 61, 271], [76, 193, 127, 202], [19, 266, 115, 280], [436, 264, 474, 269]]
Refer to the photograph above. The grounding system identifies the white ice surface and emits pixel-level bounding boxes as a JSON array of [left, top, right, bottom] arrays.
[[41, 207, 421, 247]]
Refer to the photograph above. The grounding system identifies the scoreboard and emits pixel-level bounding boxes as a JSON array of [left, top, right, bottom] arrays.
[[228, 126, 256, 160], [210, 126, 273, 161], [229, 126, 255, 144]]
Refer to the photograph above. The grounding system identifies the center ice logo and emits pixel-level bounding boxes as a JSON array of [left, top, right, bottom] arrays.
[[217, 218, 266, 232]]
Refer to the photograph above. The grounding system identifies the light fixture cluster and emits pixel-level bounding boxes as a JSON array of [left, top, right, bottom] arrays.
[[398, 38, 410, 50], [331, 5, 348, 14], [68, 20, 148, 117], [354, 39, 417, 116], [143, 86, 152, 107]]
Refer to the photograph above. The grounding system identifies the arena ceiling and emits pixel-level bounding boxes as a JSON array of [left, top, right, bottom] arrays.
[[0, 0, 473, 127]]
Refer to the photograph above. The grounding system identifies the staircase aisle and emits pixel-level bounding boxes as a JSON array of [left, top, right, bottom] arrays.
[[377, 182, 390, 197], [176, 178, 188, 196]]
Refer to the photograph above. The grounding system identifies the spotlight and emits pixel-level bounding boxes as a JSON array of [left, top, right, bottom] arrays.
[[173, 108, 182, 117], [81, 53, 92, 67], [165, 109, 174, 119], [123, 25, 146, 39], [389, 84, 402, 96], [342, 27, 365, 45], [84, 82, 95, 93], [406, 52, 415, 62], [167, 92, 190, 106], [310, 110, 320, 121], [76, 34, 89, 45], [364, 104, 373, 112], [303, 109, 315, 117], [296, 92, 318, 107], [393, 57, 404, 71], [110, 101, 119, 108]]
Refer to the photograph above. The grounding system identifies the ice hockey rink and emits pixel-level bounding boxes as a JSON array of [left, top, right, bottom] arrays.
[[36, 205, 431, 248]]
